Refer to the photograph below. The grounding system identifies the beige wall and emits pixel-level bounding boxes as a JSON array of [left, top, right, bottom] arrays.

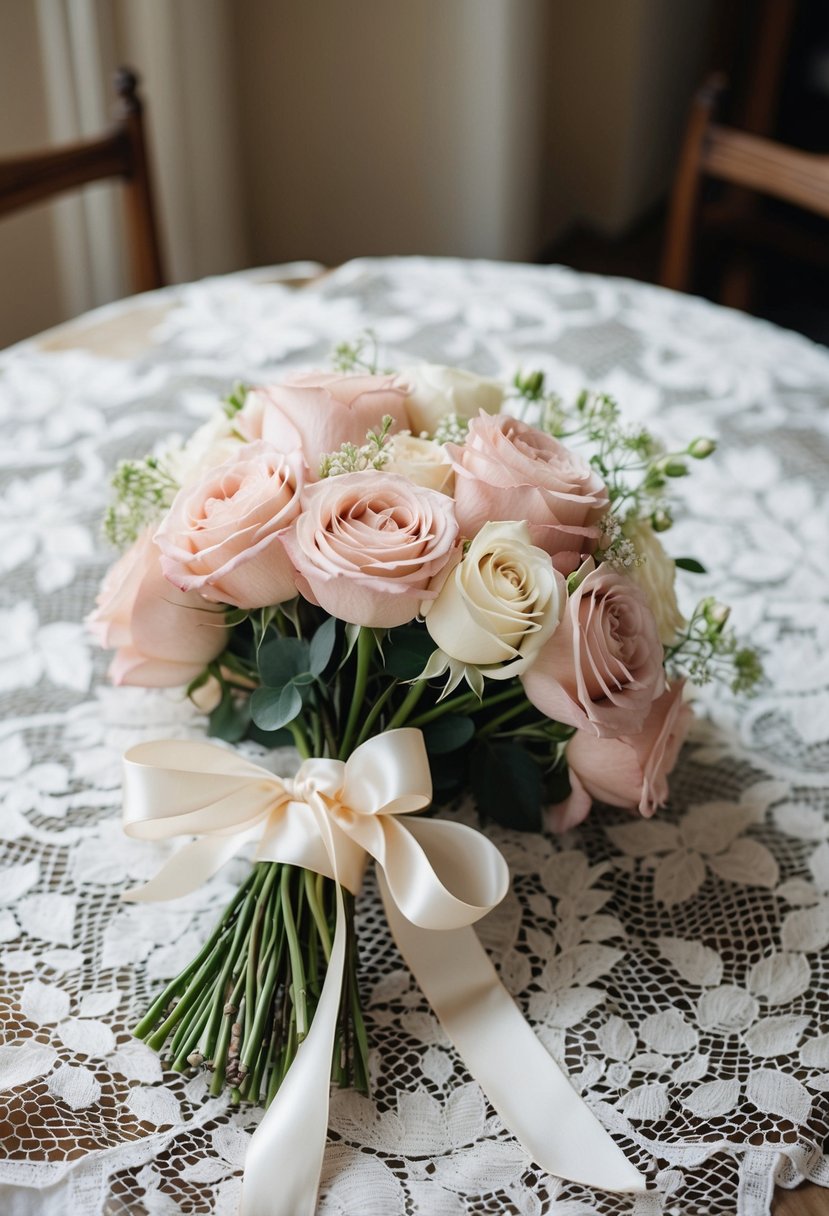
[[232, 0, 548, 265], [0, 1, 713, 348], [543, 0, 714, 241]]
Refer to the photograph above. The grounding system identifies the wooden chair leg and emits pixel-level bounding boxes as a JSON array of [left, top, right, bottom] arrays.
[[720, 256, 756, 313]]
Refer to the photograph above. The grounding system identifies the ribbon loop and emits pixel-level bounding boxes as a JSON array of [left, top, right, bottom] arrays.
[[121, 726, 646, 1212]]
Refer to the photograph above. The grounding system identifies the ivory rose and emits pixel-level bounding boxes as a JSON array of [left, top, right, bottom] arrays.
[[521, 560, 664, 737], [399, 364, 504, 436], [238, 372, 410, 476], [155, 441, 302, 610], [550, 681, 694, 832], [423, 521, 564, 678], [447, 414, 608, 571], [281, 472, 459, 628], [87, 531, 227, 687], [623, 518, 685, 646], [161, 411, 243, 487], [385, 433, 453, 493]]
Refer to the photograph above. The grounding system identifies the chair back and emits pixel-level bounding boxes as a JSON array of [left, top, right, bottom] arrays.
[[661, 75, 829, 293], [0, 67, 164, 293]]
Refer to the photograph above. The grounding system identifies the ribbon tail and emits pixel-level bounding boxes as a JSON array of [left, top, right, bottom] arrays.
[[122, 835, 249, 902], [239, 881, 347, 1216], [378, 871, 647, 1195]]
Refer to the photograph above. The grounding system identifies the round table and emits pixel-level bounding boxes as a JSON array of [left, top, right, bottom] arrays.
[[1, 258, 827, 1216]]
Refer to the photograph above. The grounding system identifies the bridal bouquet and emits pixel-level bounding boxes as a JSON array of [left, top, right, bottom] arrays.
[[90, 340, 760, 1208]]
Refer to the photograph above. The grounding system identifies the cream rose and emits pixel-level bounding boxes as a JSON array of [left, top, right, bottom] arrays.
[[399, 364, 504, 436], [447, 414, 609, 571], [385, 433, 453, 494], [423, 521, 565, 678], [155, 441, 303, 610], [281, 471, 459, 628], [87, 531, 227, 687], [521, 559, 665, 738], [623, 518, 686, 646]]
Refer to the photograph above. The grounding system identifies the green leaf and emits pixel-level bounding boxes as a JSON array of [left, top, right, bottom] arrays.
[[471, 741, 543, 832], [258, 637, 310, 687], [246, 723, 293, 749], [250, 684, 303, 731], [292, 671, 316, 686], [423, 715, 475, 755], [224, 607, 250, 628], [208, 688, 251, 743], [385, 627, 435, 681], [429, 750, 468, 798], [675, 557, 707, 574], [278, 597, 302, 633], [341, 622, 361, 666], [309, 617, 337, 676], [185, 666, 212, 700]]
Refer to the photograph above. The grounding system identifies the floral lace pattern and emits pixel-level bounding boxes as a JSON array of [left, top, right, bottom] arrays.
[[1, 257, 828, 1215]]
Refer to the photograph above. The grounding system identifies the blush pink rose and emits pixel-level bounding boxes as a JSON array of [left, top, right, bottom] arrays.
[[238, 372, 410, 477], [87, 531, 227, 687], [446, 414, 608, 571], [521, 561, 665, 738], [550, 680, 694, 831], [155, 441, 303, 610], [281, 471, 460, 628]]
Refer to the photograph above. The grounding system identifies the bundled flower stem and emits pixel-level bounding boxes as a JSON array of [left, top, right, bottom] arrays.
[[133, 862, 368, 1103], [91, 353, 763, 1116]]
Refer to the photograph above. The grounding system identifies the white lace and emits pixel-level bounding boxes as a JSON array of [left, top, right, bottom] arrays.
[[1, 257, 828, 1215]]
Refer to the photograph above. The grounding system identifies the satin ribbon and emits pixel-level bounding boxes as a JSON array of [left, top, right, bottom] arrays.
[[121, 729, 646, 1212]]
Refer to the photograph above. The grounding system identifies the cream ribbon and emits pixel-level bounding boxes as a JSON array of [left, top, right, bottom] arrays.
[[121, 728, 646, 1212]]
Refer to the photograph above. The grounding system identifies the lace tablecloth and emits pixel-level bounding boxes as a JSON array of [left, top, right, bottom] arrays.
[[1, 257, 828, 1216]]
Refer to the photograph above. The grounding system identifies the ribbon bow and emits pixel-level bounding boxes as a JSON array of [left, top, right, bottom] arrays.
[[122, 729, 645, 1214]]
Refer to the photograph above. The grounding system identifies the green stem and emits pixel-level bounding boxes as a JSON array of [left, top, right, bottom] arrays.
[[386, 681, 426, 731], [199, 867, 268, 1060], [303, 869, 332, 961], [408, 684, 521, 728], [240, 930, 281, 1074], [478, 697, 534, 737], [246, 864, 279, 1037], [287, 719, 312, 760], [169, 982, 213, 1069], [354, 679, 399, 748], [339, 627, 373, 759], [319, 699, 339, 758], [133, 869, 255, 1040], [281, 868, 308, 1040]]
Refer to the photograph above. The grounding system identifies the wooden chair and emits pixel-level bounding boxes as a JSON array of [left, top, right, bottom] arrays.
[[0, 67, 164, 294], [660, 74, 829, 302]]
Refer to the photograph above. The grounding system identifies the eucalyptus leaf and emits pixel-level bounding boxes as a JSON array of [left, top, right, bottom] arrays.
[[246, 723, 293, 749], [423, 715, 475, 755], [258, 637, 310, 687], [309, 617, 337, 676], [250, 684, 302, 731], [208, 688, 252, 743]]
